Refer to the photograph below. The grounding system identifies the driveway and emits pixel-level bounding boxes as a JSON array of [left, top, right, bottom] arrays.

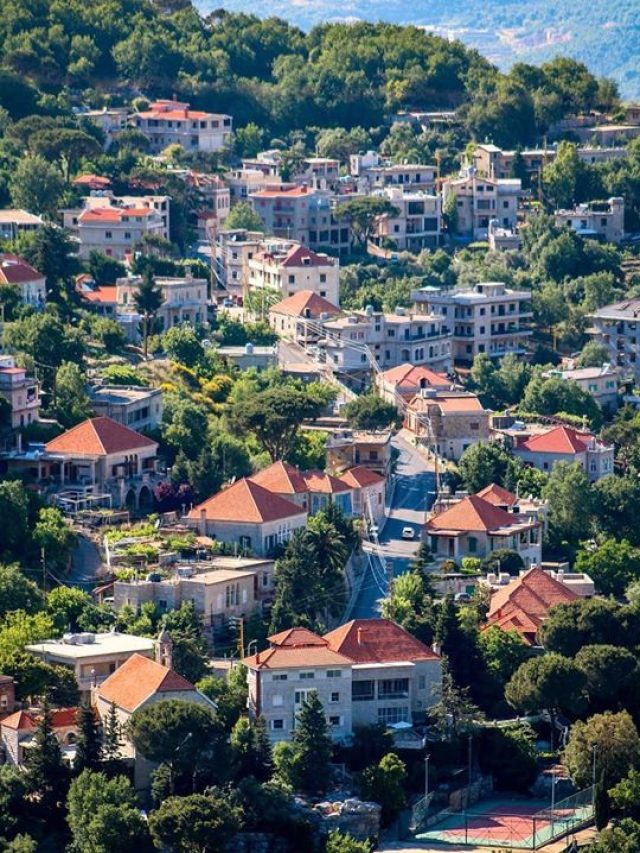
[[67, 533, 105, 589]]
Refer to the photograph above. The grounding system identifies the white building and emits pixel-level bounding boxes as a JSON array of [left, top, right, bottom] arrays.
[[411, 282, 533, 364], [89, 385, 164, 431], [372, 188, 442, 252], [131, 99, 232, 154], [0, 210, 44, 241], [116, 270, 208, 336], [0, 356, 40, 429], [442, 168, 521, 240], [555, 197, 625, 244], [588, 298, 640, 382], [0, 254, 46, 307], [248, 243, 340, 307]]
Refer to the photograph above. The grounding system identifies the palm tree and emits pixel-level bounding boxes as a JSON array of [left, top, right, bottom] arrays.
[[305, 517, 347, 624], [133, 267, 164, 358]]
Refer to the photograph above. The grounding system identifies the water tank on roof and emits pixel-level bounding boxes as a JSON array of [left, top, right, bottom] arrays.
[[146, 572, 162, 583], [63, 633, 79, 645], [245, 342, 254, 354], [365, 304, 374, 317], [77, 632, 96, 644]]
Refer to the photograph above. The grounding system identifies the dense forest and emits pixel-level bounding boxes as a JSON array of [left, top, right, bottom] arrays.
[[0, 0, 620, 147]]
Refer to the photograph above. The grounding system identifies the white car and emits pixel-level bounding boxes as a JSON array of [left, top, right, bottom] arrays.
[[401, 526, 415, 540]]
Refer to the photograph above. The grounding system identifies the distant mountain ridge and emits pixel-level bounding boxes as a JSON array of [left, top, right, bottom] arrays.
[[200, 0, 640, 98]]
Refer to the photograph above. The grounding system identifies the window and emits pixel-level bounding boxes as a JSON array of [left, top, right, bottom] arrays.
[[295, 689, 310, 705], [378, 707, 409, 724], [320, 273, 326, 283], [330, 692, 340, 703], [271, 719, 284, 730], [299, 671, 315, 680], [418, 675, 426, 689], [327, 669, 342, 678], [273, 673, 287, 681], [105, 231, 112, 239], [352, 680, 375, 701], [468, 536, 478, 553], [328, 715, 342, 727], [378, 678, 409, 699], [272, 695, 283, 707]]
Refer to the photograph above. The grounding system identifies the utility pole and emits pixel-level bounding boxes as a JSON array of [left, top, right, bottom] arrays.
[[424, 752, 431, 803], [41, 547, 46, 602], [238, 616, 245, 659]]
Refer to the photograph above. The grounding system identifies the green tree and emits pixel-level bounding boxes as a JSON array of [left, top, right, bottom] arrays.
[[539, 598, 629, 658], [74, 703, 101, 773], [381, 570, 434, 644], [274, 691, 333, 795], [133, 268, 164, 358], [197, 666, 249, 732], [609, 769, 640, 820], [326, 831, 373, 853], [25, 699, 69, 817], [88, 316, 127, 353], [575, 645, 640, 714], [0, 564, 42, 617], [149, 791, 242, 853], [343, 393, 396, 431], [478, 626, 529, 688], [230, 385, 325, 461], [335, 197, 400, 249], [101, 702, 124, 773], [543, 141, 588, 209], [542, 461, 593, 547], [33, 507, 75, 573], [18, 225, 79, 304], [9, 154, 65, 218], [53, 362, 92, 428], [564, 711, 640, 790], [457, 442, 519, 495], [478, 724, 538, 792], [224, 201, 264, 233], [4, 312, 84, 386], [360, 753, 407, 827], [583, 818, 640, 853], [163, 325, 205, 368], [521, 374, 602, 428], [576, 340, 611, 368], [67, 770, 150, 853], [88, 251, 127, 286], [0, 765, 28, 838], [506, 653, 587, 747], [575, 538, 640, 597]]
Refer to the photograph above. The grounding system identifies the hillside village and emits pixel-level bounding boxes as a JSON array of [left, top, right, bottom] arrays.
[[4, 3, 640, 853]]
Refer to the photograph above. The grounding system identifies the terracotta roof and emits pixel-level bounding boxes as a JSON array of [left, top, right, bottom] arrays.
[[1, 711, 36, 731], [427, 494, 529, 534], [517, 426, 595, 455], [408, 392, 486, 414], [339, 466, 386, 488], [79, 286, 117, 304], [280, 245, 333, 268], [324, 619, 439, 663], [302, 470, 351, 494], [188, 477, 306, 524], [72, 174, 111, 189], [251, 186, 311, 199], [137, 109, 225, 121], [249, 461, 309, 495], [485, 566, 579, 644], [243, 645, 352, 670], [1, 708, 79, 730], [380, 363, 450, 390], [269, 290, 341, 318], [97, 653, 196, 712], [476, 483, 518, 507], [45, 417, 157, 456], [0, 254, 43, 284], [79, 207, 153, 224], [268, 627, 328, 647]]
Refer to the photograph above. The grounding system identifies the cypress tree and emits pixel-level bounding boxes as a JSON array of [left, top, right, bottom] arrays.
[[74, 702, 101, 772], [26, 699, 69, 818], [291, 691, 333, 795], [101, 701, 123, 774]]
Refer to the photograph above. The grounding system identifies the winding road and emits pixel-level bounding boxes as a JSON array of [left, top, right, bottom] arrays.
[[350, 434, 436, 619]]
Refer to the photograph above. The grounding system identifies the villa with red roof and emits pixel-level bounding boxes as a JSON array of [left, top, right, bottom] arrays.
[[249, 460, 354, 517], [243, 619, 441, 742], [375, 363, 454, 405], [132, 99, 232, 153], [509, 425, 614, 481], [248, 242, 339, 306], [1, 416, 162, 511], [187, 477, 308, 557], [484, 565, 579, 645], [338, 465, 386, 521], [269, 290, 341, 344], [1, 707, 82, 766], [426, 492, 541, 565], [0, 253, 45, 307]]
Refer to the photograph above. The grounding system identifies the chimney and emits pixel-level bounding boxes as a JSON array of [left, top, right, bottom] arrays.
[[357, 626, 363, 646], [199, 508, 207, 536], [256, 650, 260, 664], [431, 641, 442, 656]]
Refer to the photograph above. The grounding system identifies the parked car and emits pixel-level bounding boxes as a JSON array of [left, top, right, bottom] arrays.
[[401, 526, 415, 540]]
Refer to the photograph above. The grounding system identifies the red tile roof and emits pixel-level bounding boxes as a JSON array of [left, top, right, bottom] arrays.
[[45, 417, 157, 456], [485, 566, 579, 644], [72, 174, 112, 189], [427, 494, 525, 534], [476, 483, 518, 507], [188, 478, 306, 524], [302, 470, 351, 494], [243, 645, 352, 670], [268, 627, 328, 647], [324, 619, 439, 663], [269, 290, 341, 318], [408, 392, 486, 414], [280, 245, 334, 268], [339, 466, 386, 488], [249, 461, 308, 495], [517, 426, 595, 455], [0, 254, 43, 284], [381, 363, 450, 390], [79, 286, 118, 304], [79, 207, 153, 224], [251, 185, 311, 199], [1, 708, 79, 730], [97, 653, 197, 712], [1, 711, 36, 731]]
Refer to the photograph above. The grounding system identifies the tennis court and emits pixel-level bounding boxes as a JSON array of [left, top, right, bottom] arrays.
[[415, 788, 594, 849]]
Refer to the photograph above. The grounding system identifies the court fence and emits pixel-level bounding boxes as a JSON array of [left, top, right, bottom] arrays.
[[414, 786, 594, 849]]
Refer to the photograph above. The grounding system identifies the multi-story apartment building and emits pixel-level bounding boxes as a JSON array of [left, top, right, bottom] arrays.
[[243, 620, 441, 742], [371, 188, 442, 252], [226, 169, 279, 203], [588, 298, 640, 382], [178, 171, 230, 239], [411, 282, 533, 364], [72, 204, 166, 261], [116, 270, 208, 335], [294, 157, 341, 190], [247, 243, 340, 306], [555, 197, 625, 244], [131, 99, 232, 153], [83, 107, 129, 149], [541, 363, 619, 409], [0, 254, 46, 308], [250, 185, 314, 243], [473, 144, 627, 181], [321, 305, 453, 381], [360, 163, 438, 194], [442, 168, 521, 240], [0, 210, 43, 242], [404, 388, 491, 461], [308, 192, 352, 256], [0, 356, 40, 429]]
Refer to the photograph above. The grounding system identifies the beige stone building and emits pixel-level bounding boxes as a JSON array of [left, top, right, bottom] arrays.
[[371, 188, 442, 252], [269, 290, 341, 345], [442, 168, 521, 240], [404, 389, 491, 461], [248, 243, 340, 306], [554, 197, 625, 244]]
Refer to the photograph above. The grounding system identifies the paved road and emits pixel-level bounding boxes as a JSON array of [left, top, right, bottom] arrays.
[[67, 533, 105, 588], [350, 434, 436, 619]]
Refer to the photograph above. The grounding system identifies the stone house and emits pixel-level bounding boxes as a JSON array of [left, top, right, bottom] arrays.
[[404, 389, 491, 461]]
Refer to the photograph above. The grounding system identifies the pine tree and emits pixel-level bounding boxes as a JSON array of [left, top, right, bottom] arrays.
[[133, 267, 164, 358], [291, 691, 333, 795], [26, 699, 69, 817], [74, 702, 101, 772], [101, 701, 123, 774], [254, 715, 274, 782]]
